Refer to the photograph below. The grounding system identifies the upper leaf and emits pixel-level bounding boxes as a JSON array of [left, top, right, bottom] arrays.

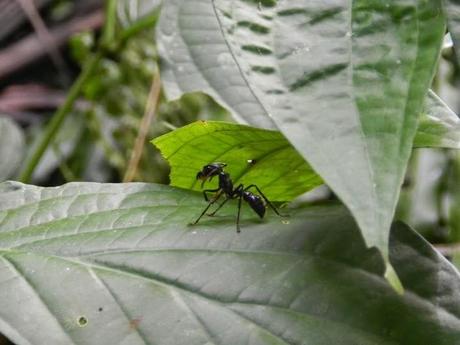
[[156, 1, 446, 276], [0, 182, 459, 345]]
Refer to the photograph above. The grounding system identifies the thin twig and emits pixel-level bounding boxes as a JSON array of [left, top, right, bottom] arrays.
[[123, 72, 161, 182], [15, 0, 68, 76], [0, 84, 89, 112], [0, 9, 104, 80], [0, 0, 51, 41]]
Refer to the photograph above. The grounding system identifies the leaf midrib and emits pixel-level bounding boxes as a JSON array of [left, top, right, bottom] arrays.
[[210, 1, 274, 124]]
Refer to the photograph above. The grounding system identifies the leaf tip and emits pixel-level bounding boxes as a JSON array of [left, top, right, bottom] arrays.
[[384, 263, 404, 295]]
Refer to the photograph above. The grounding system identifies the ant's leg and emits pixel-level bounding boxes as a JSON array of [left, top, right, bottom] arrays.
[[200, 173, 215, 188], [203, 188, 220, 202], [232, 184, 245, 233], [207, 197, 230, 216], [244, 185, 288, 217], [236, 191, 243, 233], [192, 192, 222, 225]]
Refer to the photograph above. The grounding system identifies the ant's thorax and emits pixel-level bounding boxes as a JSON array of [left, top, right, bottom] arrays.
[[218, 171, 234, 197]]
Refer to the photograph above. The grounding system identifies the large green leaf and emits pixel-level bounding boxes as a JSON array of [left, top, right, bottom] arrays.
[[0, 181, 459, 344], [0, 117, 25, 181], [156, 1, 446, 281], [152, 121, 322, 201]]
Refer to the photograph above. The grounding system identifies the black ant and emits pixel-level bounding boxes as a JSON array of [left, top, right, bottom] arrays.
[[191, 162, 286, 233]]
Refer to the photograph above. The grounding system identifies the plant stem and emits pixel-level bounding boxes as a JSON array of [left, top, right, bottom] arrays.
[[395, 151, 419, 223], [102, 0, 118, 48], [448, 151, 460, 243], [18, 51, 102, 183], [123, 72, 161, 182]]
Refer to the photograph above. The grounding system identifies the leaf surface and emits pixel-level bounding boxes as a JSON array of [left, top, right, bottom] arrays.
[[0, 182, 459, 345], [156, 0, 446, 277]]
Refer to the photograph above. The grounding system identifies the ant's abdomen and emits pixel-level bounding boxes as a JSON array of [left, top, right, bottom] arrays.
[[243, 192, 265, 218]]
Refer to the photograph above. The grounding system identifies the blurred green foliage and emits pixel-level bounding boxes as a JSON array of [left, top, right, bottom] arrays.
[[63, 25, 229, 184]]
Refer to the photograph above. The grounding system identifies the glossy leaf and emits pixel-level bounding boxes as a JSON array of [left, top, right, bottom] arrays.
[[0, 117, 24, 181], [415, 90, 460, 149], [0, 182, 459, 344], [156, 0, 446, 280], [152, 121, 322, 201]]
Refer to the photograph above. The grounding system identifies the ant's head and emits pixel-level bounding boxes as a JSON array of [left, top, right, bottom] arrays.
[[196, 162, 227, 187]]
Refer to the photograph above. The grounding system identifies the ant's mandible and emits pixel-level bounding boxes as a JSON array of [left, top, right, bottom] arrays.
[[191, 162, 285, 233]]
